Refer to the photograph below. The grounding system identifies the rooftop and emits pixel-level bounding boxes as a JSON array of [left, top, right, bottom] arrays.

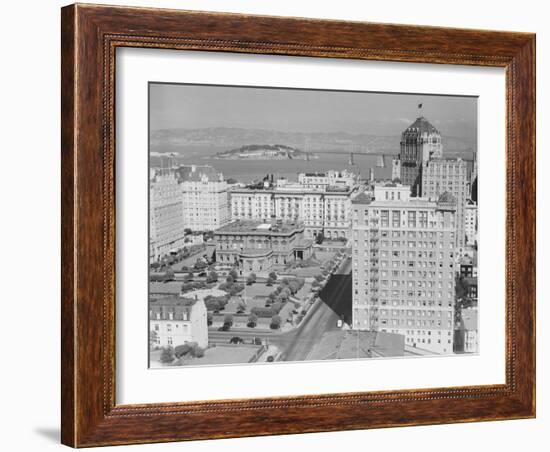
[[351, 192, 373, 205], [149, 295, 198, 308], [176, 165, 221, 182], [403, 116, 440, 136]]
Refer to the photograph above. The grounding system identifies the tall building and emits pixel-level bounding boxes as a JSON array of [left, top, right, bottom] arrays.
[[178, 165, 229, 232], [421, 158, 468, 251], [351, 183, 457, 355], [149, 169, 186, 262], [230, 185, 355, 240], [464, 199, 478, 246], [398, 116, 442, 196]]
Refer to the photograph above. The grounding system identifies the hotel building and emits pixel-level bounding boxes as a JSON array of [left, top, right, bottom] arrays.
[[230, 184, 355, 240], [351, 183, 457, 355], [178, 165, 230, 232], [149, 296, 208, 349], [393, 116, 443, 196], [213, 220, 312, 273], [149, 169, 186, 262]]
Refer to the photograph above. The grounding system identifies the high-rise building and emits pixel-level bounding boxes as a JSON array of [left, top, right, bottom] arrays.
[[397, 116, 442, 196], [298, 170, 357, 189], [464, 199, 478, 246], [351, 183, 457, 355], [149, 169, 186, 262], [421, 158, 468, 251], [178, 165, 229, 232]]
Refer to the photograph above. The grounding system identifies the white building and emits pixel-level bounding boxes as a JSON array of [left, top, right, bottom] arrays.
[[149, 296, 208, 349], [457, 307, 478, 353], [178, 165, 230, 232], [230, 185, 356, 240], [149, 169, 186, 262], [351, 183, 457, 355], [464, 199, 478, 246], [298, 170, 357, 189]]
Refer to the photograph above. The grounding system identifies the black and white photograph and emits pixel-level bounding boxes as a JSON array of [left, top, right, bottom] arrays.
[[148, 83, 479, 368]]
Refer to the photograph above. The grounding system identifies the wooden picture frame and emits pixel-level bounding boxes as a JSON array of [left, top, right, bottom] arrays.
[[61, 3, 536, 447]]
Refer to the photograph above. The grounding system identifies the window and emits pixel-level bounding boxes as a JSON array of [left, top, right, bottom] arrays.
[[408, 211, 416, 227], [381, 210, 389, 227], [392, 210, 401, 228]]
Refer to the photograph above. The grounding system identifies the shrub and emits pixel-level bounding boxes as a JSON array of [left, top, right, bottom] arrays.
[[174, 344, 191, 358], [266, 356, 274, 362], [193, 346, 205, 358], [268, 271, 277, 281], [225, 275, 234, 284], [207, 312, 213, 326], [248, 313, 258, 324], [229, 269, 239, 280], [224, 314, 234, 326], [315, 274, 324, 282], [206, 271, 218, 283], [229, 284, 244, 296], [246, 272, 257, 285], [251, 306, 276, 318], [160, 346, 174, 363]]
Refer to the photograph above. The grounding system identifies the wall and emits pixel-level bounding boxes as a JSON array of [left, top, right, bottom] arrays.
[[0, 1, 546, 451]]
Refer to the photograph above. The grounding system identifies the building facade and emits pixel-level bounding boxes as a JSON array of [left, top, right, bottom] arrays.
[[179, 165, 229, 232], [464, 199, 478, 246], [213, 220, 312, 273], [351, 183, 457, 355], [149, 296, 208, 349], [230, 185, 355, 240], [397, 116, 443, 196], [298, 170, 356, 189], [149, 169, 186, 262], [421, 158, 468, 251]]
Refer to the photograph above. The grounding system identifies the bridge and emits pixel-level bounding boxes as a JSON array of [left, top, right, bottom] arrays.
[[304, 150, 393, 167]]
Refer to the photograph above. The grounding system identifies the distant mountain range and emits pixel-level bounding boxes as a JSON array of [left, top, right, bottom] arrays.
[[150, 127, 476, 159]]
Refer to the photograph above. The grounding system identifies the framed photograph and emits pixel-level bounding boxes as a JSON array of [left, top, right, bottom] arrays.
[[61, 4, 536, 447]]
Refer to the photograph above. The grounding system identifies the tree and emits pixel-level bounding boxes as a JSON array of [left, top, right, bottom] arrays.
[[184, 272, 193, 282], [226, 275, 234, 284], [266, 277, 275, 286], [174, 344, 191, 358], [270, 314, 282, 329], [246, 272, 257, 285], [315, 274, 324, 282], [160, 346, 174, 364], [206, 271, 218, 283], [247, 313, 258, 328], [315, 232, 325, 244], [207, 312, 213, 326], [224, 314, 234, 326], [268, 271, 277, 281], [184, 228, 193, 235], [229, 268, 239, 280]]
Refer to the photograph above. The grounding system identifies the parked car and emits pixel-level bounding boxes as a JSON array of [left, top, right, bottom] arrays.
[[217, 324, 230, 331], [229, 337, 244, 344], [253, 337, 262, 345]]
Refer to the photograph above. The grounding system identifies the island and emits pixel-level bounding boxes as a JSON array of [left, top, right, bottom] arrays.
[[215, 144, 308, 160]]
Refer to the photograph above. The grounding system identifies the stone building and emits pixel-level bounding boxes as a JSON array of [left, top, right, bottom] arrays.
[[213, 220, 312, 273]]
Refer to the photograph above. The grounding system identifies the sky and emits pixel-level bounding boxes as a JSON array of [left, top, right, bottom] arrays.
[[149, 82, 477, 139]]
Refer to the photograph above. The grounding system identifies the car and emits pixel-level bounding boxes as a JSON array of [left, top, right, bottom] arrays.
[[198, 271, 207, 277], [229, 337, 244, 344]]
